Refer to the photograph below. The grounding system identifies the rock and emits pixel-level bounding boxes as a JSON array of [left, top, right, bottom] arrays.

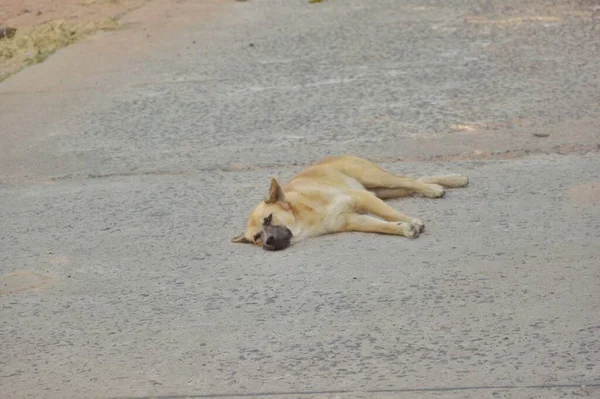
[[0, 27, 17, 39]]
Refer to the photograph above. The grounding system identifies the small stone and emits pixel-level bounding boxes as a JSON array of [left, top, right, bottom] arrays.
[[0, 27, 17, 39]]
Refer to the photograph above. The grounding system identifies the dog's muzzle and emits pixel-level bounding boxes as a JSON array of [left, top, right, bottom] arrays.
[[261, 225, 293, 251]]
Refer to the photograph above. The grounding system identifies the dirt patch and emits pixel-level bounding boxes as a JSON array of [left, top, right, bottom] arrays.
[[567, 182, 600, 207], [464, 3, 595, 26], [465, 15, 562, 25], [450, 124, 478, 134], [0, 271, 52, 294], [0, 0, 150, 80]]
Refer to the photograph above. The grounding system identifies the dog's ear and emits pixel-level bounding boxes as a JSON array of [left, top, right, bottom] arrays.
[[231, 233, 251, 244], [265, 178, 284, 203]]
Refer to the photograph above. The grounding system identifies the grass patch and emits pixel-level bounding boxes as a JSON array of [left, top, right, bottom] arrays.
[[0, 18, 119, 81]]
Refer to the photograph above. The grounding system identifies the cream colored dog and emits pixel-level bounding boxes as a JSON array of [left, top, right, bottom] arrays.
[[232, 155, 468, 250]]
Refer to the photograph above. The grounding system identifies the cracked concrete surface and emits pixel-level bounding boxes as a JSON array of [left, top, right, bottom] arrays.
[[1, 0, 599, 398]]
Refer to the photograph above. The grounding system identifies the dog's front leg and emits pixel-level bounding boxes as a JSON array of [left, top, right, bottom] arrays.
[[342, 214, 421, 238], [350, 190, 424, 232]]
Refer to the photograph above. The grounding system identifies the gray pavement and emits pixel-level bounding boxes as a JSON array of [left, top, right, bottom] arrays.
[[1, 0, 599, 398]]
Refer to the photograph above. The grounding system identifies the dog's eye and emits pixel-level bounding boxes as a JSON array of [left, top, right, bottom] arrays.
[[263, 214, 273, 226]]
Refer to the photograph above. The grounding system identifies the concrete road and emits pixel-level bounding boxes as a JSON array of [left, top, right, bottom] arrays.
[[1, 0, 599, 398]]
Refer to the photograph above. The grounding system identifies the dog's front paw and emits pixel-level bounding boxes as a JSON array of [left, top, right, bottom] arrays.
[[410, 218, 425, 233], [423, 184, 445, 198], [398, 222, 421, 238]]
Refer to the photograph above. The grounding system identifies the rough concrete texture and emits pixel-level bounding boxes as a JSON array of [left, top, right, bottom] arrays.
[[1, 0, 599, 398]]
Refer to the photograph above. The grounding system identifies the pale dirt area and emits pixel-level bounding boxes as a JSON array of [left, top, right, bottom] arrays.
[[0, 0, 150, 79]]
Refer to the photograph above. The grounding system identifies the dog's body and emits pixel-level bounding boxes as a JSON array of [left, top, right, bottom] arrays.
[[232, 155, 468, 250]]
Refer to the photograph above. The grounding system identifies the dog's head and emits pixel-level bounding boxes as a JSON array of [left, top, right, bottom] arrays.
[[231, 178, 295, 251]]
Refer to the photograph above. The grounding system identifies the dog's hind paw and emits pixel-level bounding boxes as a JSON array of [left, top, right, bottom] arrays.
[[423, 184, 445, 198], [446, 174, 469, 187]]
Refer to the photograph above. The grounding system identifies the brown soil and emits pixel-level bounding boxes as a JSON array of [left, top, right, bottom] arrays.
[[0, 271, 52, 294], [0, 0, 150, 80], [567, 182, 600, 207]]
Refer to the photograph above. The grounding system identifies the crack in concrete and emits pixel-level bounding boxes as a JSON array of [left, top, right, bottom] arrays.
[[112, 382, 600, 399]]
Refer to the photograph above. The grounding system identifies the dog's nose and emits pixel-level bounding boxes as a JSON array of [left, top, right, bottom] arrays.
[[265, 235, 275, 246]]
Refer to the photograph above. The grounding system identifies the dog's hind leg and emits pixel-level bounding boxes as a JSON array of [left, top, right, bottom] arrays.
[[328, 156, 445, 198], [371, 187, 412, 199]]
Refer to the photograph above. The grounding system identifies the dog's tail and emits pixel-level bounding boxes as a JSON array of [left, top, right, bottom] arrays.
[[418, 174, 469, 188]]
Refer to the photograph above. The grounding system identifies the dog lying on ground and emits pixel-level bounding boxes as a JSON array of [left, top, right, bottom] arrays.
[[232, 155, 468, 251]]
